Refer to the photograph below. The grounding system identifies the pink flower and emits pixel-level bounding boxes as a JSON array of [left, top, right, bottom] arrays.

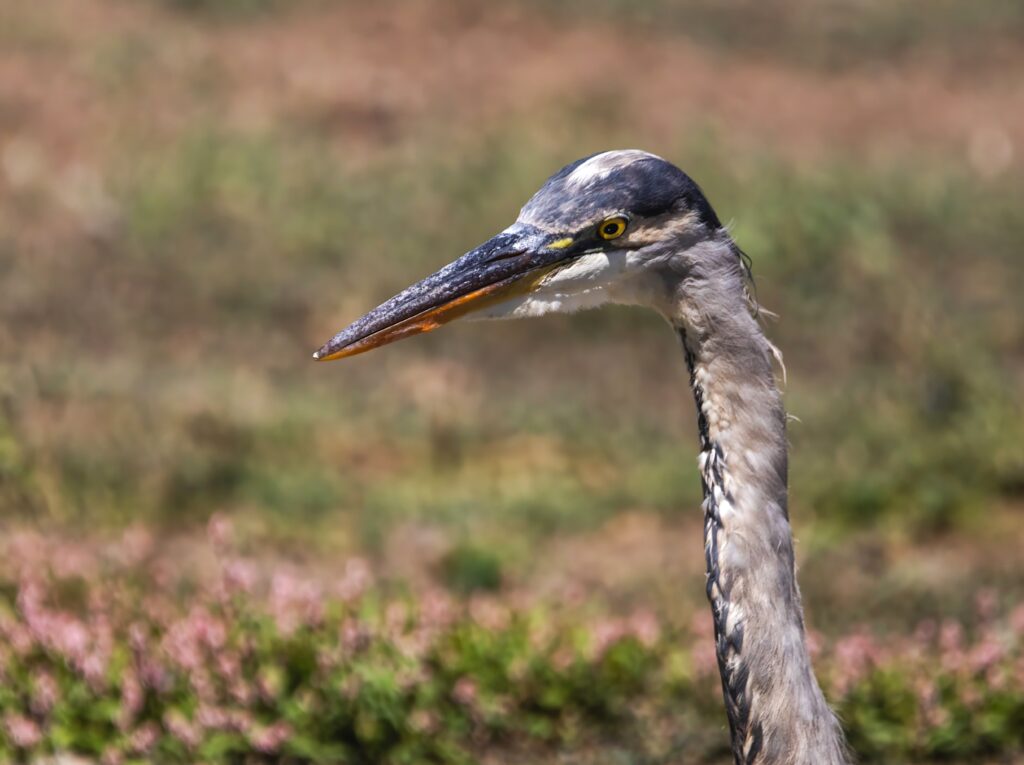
[[974, 588, 998, 622], [128, 722, 160, 754], [56, 619, 91, 663], [832, 630, 879, 694], [409, 709, 438, 734], [394, 629, 430, 660], [967, 635, 1004, 674], [128, 623, 148, 654], [2, 620, 32, 656], [119, 670, 143, 729], [939, 620, 966, 673], [194, 612, 227, 651], [419, 589, 455, 629], [250, 721, 291, 753], [30, 671, 60, 716], [922, 699, 950, 729], [189, 669, 216, 702], [4, 713, 42, 749], [163, 625, 201, 671], [337, 558, 372, 602], [139, 657, 171, 693], [216, 651, 242, 682], [453, 677, 478, 706], [591, 619, 627, 658], [161, 608, 225, 671], [986, 664, 1008, 690], [551, 646, 575, 672], [81, 650, 110, 691], [690, 639, 718, 678], [939, 620, 963, 652], [117, 526, 154, 566], [197, 706, 250, 733], [1009, 604, 1024, 636], [316, 645, 342, 672], [163, 710, 200, 750], [560, 582, 586, 608], [962, 683, 982, 709], [395, 666, 427, 692], [7, 531, 45, 567], [270, 572, 324, 634], [207, 512, 234, 549], [53, 546, 94, 579], [196, 705, 230, 730], [806, 629, 825, 660], [469, 597, 510, 632], [914, 677, 938, 709], [229, 680, 254, 705], [221, 558, 259, 596], [16, 578, 86, 658], [230, 710, 254, 733], [340, 618, 369, 654], [914, 619, 938, 645], [690, 610, 714, 639], [628, 609, 661, 648]]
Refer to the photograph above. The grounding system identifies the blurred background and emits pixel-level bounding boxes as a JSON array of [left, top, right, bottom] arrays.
[[1, 0, 1023, 762]]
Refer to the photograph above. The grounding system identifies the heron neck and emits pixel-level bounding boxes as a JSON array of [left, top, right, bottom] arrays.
[[672, 276, 847, 764]]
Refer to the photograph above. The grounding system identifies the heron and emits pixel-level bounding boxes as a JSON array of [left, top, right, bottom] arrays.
[[314, 150, 850, 765]]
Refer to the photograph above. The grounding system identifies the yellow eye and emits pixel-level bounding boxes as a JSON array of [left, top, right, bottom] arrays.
[[598, 216, 627, 240]]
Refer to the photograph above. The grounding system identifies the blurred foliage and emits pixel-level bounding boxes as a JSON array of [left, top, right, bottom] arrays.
[[1, 126, 1021, 545], [523, 0, 1024, 69], [0, 534, 1023, 763], [439, 544, 503, 595]]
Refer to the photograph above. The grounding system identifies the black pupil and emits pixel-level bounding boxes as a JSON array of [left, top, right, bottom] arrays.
[[604, 223, 619, 235]]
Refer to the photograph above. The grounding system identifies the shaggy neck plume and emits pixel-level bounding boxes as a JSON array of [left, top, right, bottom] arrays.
[[671, 241, 848, 765]]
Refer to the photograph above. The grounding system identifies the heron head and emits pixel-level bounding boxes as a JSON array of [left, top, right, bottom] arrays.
[[314, 150, 724, 361]]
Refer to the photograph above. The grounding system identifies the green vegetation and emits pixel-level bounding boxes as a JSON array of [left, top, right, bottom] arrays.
[[3, 128, 1021, 543], [1, 532, 1023, 764], [439, 545, 504, 595]]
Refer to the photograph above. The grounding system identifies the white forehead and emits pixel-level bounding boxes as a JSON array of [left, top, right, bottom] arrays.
[[565, 150, 664, 189]]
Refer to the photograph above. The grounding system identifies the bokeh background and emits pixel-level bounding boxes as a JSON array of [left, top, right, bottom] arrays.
[[1, 1, 1023, 762]]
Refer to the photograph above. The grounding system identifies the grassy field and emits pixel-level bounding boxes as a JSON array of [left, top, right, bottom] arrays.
[[1, 0, 1023, 761]]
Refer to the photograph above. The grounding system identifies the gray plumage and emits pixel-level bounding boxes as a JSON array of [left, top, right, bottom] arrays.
[[316, 150, 852, 764], [672, 236, 848, 765]]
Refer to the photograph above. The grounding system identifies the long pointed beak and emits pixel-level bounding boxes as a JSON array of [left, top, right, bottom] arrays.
[[313, 225, 574, 361]]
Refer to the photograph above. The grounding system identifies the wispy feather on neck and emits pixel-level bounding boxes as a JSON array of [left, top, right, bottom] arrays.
[[720, 231, 785, 385]]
